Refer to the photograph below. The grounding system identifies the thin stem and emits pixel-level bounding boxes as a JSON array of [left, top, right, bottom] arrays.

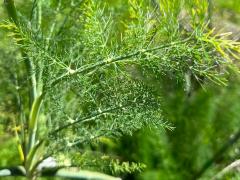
[[54, 132, 106, 154], [56, 0, 86, 35], [12, 121, 25, 163], [4, 0, 18, 24], [4, 0, 37, 106], [48, 38, 191, 91], [45, 0, 62, 50], [50, 105, 124, 135], [4, 0, 39, 164], [150, 0, 161, 16], [28, 94, 44, 151], [37, 0, 42, 30], [30, 0, 38, 22], [13, 64, 27, 160], [208, 0, 213, 28], [62, 127, 120, 151], [36, 0, 43, 95], [26, 57, 37, 105]]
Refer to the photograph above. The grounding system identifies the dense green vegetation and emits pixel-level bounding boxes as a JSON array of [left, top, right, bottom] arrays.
[[0, 0, 239, 179]]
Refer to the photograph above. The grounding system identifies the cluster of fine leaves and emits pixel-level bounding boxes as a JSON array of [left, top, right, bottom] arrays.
[[0, 0, 240, 175]]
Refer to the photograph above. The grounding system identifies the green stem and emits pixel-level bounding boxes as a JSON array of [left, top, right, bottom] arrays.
[[28, 94, 43, 151], [51, 105, 125, 135], [208, 0, 213, 28], [4, 0, 37, 106], [48, 38, 191, 90], [4, 0, 18, 24], [36, 0, 43, 95], [37, 0, 42, 30], [45, 0, 61, 50], [4, 0, 39, 166]]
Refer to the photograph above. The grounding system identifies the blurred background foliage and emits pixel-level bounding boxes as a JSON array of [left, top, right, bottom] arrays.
[[0, 0, 240, 180]]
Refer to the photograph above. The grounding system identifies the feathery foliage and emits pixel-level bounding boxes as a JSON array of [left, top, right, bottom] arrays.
[[0, 0, 240, 179]]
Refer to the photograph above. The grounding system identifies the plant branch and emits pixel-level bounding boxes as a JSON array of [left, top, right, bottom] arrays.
[[65, 127, 121, 150], [50, 105, 125, 135], [48, 38, 191, 91]]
